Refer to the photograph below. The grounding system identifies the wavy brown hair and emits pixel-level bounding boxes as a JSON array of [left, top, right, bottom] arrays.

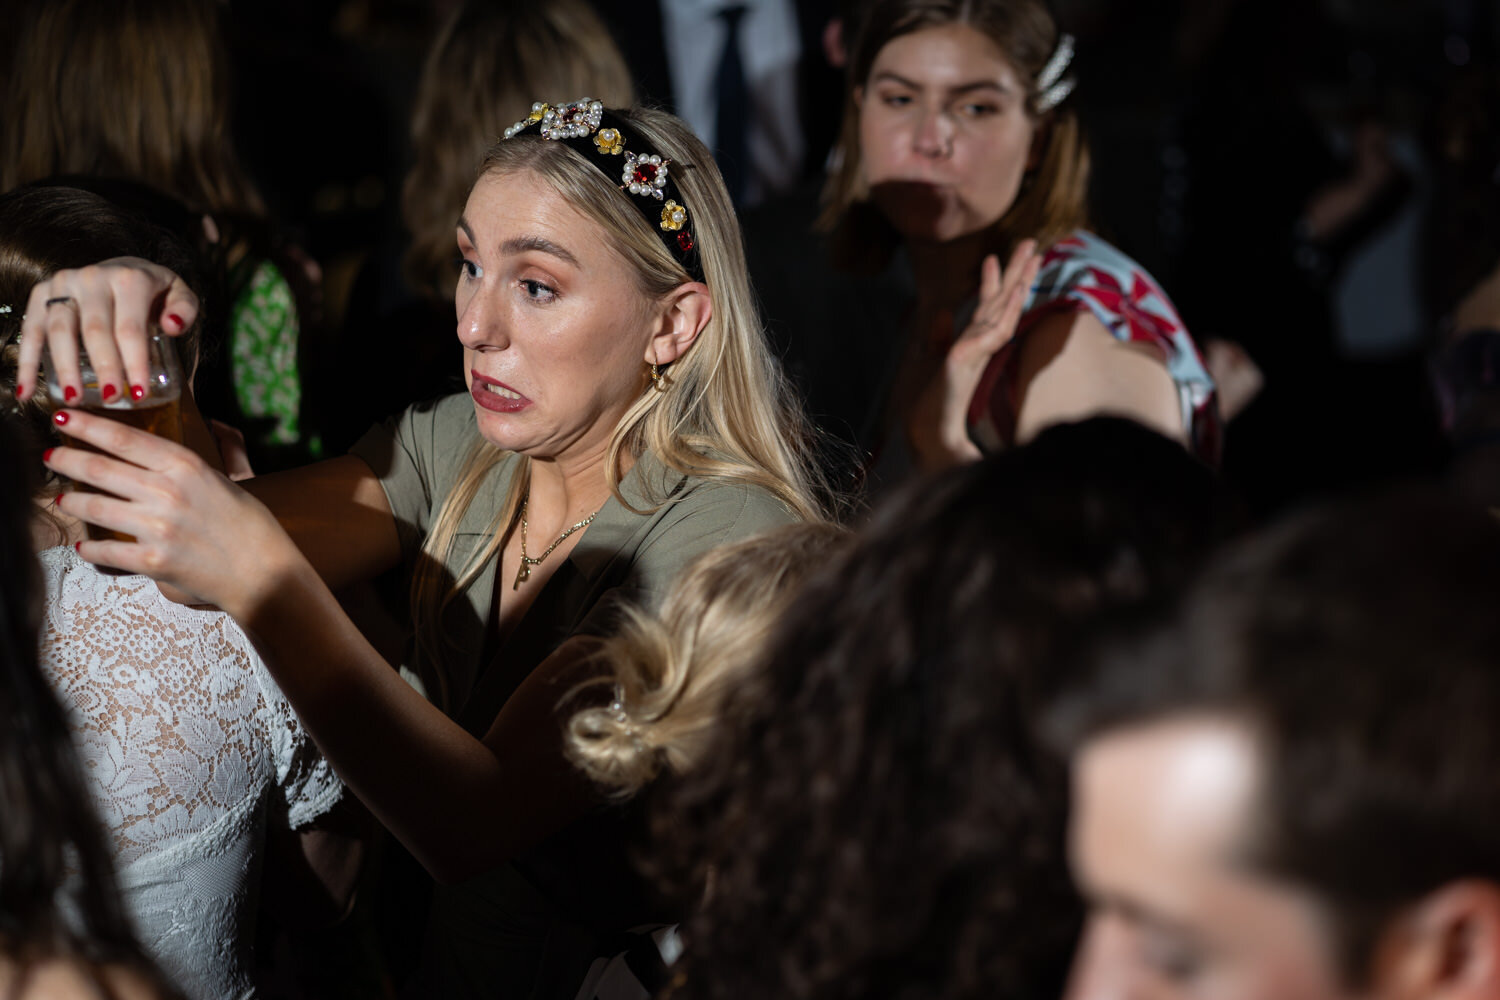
[[1, 0, 264, 219], [653, 419, 1231, 1000], [822, 0, 1090, 269], [401, 0, 634, 299]]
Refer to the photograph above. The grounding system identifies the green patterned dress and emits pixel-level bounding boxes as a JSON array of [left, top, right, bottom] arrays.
[[229, 259, 322, 460]]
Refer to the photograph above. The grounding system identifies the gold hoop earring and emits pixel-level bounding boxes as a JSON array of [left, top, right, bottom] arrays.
[[649, 362, 667, 392]]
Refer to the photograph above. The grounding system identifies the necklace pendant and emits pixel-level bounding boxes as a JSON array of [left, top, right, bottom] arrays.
[[513, 561, 531, 591]]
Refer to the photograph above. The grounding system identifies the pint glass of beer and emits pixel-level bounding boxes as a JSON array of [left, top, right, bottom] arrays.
[[46, 329, 185, 549]]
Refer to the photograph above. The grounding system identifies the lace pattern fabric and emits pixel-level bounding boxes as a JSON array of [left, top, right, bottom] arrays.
[[36, 546, 343, 999]]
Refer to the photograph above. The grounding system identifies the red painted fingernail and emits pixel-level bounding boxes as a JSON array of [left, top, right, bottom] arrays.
[[101, 383, 118, 401], [53, 494, 62, 507], [12, 384, 22, 399], [53, 411, 69, 426], [75, 541, 82, 553], [42, 448, 55, 463], [166, 313, 185, 331], [64, 385, 78, 403], [130, 384, 145, 401]]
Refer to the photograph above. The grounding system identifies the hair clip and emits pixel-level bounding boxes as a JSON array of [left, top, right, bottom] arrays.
[[608, 696, 649, 752], [1035, 33, 1077, 113], [0, 305, 12, 314]]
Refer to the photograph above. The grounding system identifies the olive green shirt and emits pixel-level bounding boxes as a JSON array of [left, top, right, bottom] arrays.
[[351, 393, 799, 734]]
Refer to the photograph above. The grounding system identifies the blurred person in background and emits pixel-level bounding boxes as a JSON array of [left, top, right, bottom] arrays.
[[0, 185, 353, 1000], [749, 0, 1219, 499], [1160, 0, 1443, 513], [585, 0, 844, 208], [1425, 66, 1500, 507], [656, 418, 1231, 1000], [330, 0, 636, 454], [2, 0, 327, 471], [1052, 491, 1500, 1000]]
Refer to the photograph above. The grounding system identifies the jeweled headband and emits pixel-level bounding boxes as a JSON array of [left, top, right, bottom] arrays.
[[502, 98, 705, 283]]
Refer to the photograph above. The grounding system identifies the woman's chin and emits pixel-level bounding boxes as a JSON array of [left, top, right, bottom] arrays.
[[880, 205, 991, 245], [473, 409, 538, 451], [892, 217, 990, 246], [868, 182, 992, 245]]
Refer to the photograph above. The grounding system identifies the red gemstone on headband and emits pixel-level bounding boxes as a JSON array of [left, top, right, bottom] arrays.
[[677, 231, 695, 251], [632, 162, 658, 186]]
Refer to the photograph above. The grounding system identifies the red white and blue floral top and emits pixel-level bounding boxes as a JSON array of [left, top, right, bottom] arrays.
[[967, 230, 1221, 463]]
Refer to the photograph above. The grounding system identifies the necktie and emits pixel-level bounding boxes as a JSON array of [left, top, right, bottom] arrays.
[[715, 4, 750, 205]]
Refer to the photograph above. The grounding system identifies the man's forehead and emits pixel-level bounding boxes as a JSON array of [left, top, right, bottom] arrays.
[[1073, 714, 1262, 902]]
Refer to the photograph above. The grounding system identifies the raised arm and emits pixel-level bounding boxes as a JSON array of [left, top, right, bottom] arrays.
[[45, 410, 598, 883], [16, 258, 404, 588], [242, 458, 402, 591], [242, 560, 599, 882]]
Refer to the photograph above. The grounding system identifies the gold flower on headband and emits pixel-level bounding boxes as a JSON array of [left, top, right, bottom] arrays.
[[527, 103, 548, 123], [593, 128, 624, 155], [660, 200, 687, 232]]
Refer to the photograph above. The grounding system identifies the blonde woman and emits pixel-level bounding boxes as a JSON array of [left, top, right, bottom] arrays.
[[19, 101, 832, 997], [330, 0, 638, 451]]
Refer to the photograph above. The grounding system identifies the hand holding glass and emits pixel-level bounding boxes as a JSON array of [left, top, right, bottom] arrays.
[[46, 329, 185, 545]]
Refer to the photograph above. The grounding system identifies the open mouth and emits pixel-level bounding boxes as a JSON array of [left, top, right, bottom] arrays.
[[480, 382, 523, 400], [471, 371, 531, 411]]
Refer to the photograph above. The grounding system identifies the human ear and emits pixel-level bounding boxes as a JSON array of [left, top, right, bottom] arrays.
[[1369, 881, 1500, 1000], [645, 281, 712, 367]]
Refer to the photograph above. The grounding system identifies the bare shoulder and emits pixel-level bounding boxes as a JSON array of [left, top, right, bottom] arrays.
[[0, 956, 167, 1000], [1012, 310, 1184, 444]]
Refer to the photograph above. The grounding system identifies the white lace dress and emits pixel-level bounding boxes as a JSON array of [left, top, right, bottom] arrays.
[[36, 547, 345, 1000]]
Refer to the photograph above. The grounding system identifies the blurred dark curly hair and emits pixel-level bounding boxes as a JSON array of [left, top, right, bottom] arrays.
[[650, 418, 1236, 1000]]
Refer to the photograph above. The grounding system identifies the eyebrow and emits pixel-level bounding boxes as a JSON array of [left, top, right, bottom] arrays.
[[455, 218, 581, 269], [871, 70, 1012, 97], [1096, 892, 1203, 942]]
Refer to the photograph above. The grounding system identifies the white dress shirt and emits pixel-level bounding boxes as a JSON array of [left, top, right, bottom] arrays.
[[660, 0, 806, 204]]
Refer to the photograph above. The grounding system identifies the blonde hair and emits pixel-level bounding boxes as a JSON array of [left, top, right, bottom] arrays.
[[821, 0, 1091, 268], [565, 522, 851, 796], [410, 107, 837, 709], [1, 0, 264, 218], [402, 0, 635, 298]]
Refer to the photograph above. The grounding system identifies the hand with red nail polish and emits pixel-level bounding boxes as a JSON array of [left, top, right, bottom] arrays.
[[64, 385, 79, 403], [39, 405, 294, 612], [11, 256, 200, 412]]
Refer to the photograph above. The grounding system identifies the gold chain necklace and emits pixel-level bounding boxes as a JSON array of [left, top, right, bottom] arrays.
[[513, 495, 598, 590]]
